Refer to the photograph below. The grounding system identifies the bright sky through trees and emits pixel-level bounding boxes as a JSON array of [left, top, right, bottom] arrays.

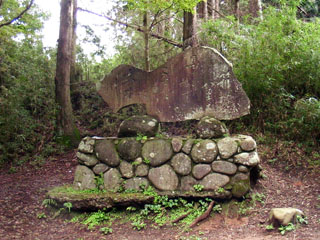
[[35, 0, 116, 56]]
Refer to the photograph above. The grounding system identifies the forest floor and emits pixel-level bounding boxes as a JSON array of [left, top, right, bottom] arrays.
[[0, 141, 319, 240]]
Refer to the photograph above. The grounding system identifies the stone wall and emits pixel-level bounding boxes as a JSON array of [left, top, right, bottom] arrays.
[[74, 134, 260, 199]]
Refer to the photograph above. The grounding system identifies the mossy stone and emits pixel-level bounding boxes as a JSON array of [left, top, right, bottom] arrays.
[[95, 140, 120, 167], [73, 165, 96, 190], [191, 140, 218, 163], [118, 115, 159, 137], [142, 139, 173, 167], [230, 173, 250, 198], [117, 138, 142, 161]]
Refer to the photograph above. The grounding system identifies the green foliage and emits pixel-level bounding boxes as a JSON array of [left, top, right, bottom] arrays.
[[201, 1, 320, 145], [63, 202, 73, 213], [216, 187, 225, 193], [100, 226, 113, 235], [278, 223, 295, 235], [83, 210, 110, 229], [265, 224, 275, 230], [131, 218, 146, 230], [136, 134, 148, 141], [94, 173, 104, 190], [212, 204, 222, 213], [36, 212, 47, 219], [193, 184, 204, 192], [143, 158, 151, 164], [0, 2, 57, 165], [42, 198, 57, 208], [125, 0, 202, 12], [296, 215, 308, 225]]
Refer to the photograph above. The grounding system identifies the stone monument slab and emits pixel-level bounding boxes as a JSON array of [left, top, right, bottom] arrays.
[[97, 47, 250, 122]]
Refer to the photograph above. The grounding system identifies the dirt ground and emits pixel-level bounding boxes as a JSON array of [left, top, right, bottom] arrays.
[[0, 146, 319, 240]]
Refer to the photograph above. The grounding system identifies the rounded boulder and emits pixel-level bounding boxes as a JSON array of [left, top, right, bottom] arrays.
[[195, 117, 229, 139], [142, 139, 173, 167], [118, 115, 159, 137]]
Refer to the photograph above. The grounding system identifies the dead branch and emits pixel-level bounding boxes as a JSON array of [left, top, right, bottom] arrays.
[[0, 0, 3, 9], [190, 201, 215, 228], [171, 210, 192, 224], [78, 8, 183, 48], [0, 0, 34, 28]]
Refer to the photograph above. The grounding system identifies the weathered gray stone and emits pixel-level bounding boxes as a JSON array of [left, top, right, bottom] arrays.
[[74, 165, 96, 190], [230, 173, 250, 198], [192, 164, 212, 180], [135, 164, 149, 177], [211, 161, 237, 175], [237, 135, 257, 151], [142, 139, 173, 167], [97, 47, 250, 122], [234, 151, 260, 167], [119, 161, 134, 179], [93, 163, 109, 175], [238, 165, 249, 173], [171, 137, 183, 152], [196, 117, 229, 139], [148, 165, 179, 191], [95, 140, 120, 167], [191, 140, 218, 163], [180, 176, 198, 191], [117, 138, 142, 161], [76, 152, 98, 167], [124, 177, 149, 191], [182, 139, 194, 154], [201, 173, 230, 190], [78, 137, 95, 154], [269, 208, 304, 226], [217, 137, 238, 159], [118, 115, 159, 137], [104, 169, 122, 191], [171, 153, 192, 176]]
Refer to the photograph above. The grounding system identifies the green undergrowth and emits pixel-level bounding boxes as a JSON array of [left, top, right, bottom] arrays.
[[44, 185, 268, 236]]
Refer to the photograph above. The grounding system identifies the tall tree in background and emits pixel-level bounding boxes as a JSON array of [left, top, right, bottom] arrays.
[[55, 0, 78, 144], [249, 0, 263, 19]]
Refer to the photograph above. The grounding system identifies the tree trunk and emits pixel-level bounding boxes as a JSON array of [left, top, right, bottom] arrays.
[[232, 0, 240, 22], [70, 0, 77, 85], [208, 0, 220, 20], [183, 7, 198, 49], [55, 0, 78, 144], [214, 0, 220, 19], [197, 1, 208, 20], [249, 0, 263, 20], [143, 11, 150, 72]]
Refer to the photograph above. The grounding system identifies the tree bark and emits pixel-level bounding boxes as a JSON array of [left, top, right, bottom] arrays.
[[183, 7, 198, 49], [55, 0, 77, 143], [249, 0, 263, 20], [70, 0, 77, 84], [197, 1, 208, 20], [232, 0, 240, 21], [214, 0, 220, 19], [143, 11, 150, 72], [208, 0, 220, 20]]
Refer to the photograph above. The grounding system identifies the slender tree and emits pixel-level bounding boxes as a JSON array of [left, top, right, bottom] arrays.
[[249, 0, 263, 19], [55, 0, 78, 145]]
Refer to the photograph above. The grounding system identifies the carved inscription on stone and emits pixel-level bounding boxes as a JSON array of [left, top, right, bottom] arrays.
[[97, 47, 250, 122]]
